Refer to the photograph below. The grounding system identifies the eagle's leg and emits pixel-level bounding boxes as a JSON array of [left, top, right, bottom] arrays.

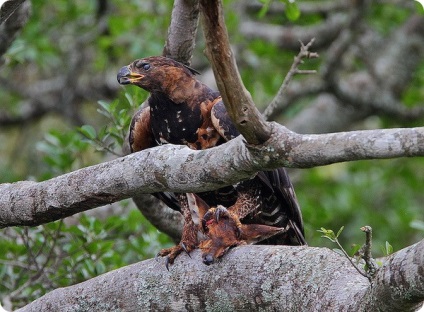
[[157, 193, 198, 269], [229, 185, 262, 220]]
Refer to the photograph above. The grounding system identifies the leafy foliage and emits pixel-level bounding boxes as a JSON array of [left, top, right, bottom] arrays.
[[258, 0, 300, 21], [299, 158, 424, 253], [78, 89, 148, 156], [36, 129, 90, 178], [0, 209, 171, 309]]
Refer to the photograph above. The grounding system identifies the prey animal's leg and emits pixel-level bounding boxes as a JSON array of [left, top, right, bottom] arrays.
[[157, 193, 198, 269]]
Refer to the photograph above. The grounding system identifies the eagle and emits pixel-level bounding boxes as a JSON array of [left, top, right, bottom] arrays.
[[117, 56, 306, 266]]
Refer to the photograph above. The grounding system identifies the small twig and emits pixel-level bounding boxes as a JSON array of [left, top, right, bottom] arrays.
[[333, 237, 369, 280], [295, 70, 317, 75], [360, 225, 377, 278], [263, 38, 319, 120], [318, 227, 369, 280]]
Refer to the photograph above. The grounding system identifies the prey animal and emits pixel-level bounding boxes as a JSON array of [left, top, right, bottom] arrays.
[[187, 193, 287, 265]]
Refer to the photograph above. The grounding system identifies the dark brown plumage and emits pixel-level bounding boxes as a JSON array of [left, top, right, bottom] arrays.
[[117, 56, 306, 266]]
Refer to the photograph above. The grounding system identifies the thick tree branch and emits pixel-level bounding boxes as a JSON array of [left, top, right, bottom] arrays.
[[359, 239, 424, 311], [15, 240, 424, 312], [200, 0, 271, 145], [0, 0, 30, 61], [162, 0, 199, 65], [0, 0, 26, 25], [1, 125, 423, 228]]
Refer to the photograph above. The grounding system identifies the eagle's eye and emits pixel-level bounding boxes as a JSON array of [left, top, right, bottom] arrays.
[[136, 61, 150, 71]]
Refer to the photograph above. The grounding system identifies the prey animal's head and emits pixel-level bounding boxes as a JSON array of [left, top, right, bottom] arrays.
[[187, 193, 285, 266], [117, 56, 200, 94]]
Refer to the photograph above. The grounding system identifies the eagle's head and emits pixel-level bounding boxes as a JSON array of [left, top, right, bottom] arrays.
[[117, 56, 200, 94]]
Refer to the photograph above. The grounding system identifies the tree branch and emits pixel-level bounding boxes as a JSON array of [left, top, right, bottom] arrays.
[[162, 0, 199, 65], [359, 239, 424, 311], [1, 125, 423, 228], [200, 0, 271, 145], [15, 240, 424, 312], [0, 0, 27, 25], [0, 0, 30, 62]]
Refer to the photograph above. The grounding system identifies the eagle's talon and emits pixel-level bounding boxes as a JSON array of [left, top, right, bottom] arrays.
[[157, 244, 187, 270], [236, 226, 243, 239], [181, 242, 191, 257], [165, 256, 171, 271], [214, 205, 229, 223], [155, 252, 161, 262]]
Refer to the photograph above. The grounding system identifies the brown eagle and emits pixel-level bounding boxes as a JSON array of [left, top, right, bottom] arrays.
[[117, 56, 306, 266]]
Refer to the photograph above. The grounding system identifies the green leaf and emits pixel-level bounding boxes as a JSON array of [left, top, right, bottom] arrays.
[[97, 100, 111, 113], [385, 241, 393, 255], [124, 92, 134, 107], [336, 226, 345, 238], [95, 261, 106, 274], [317, 227, 339, 242], [283, 0, 300, 21], [350, 244, 361, 256], [258, 0, 272, 18], [79, 125, 96, 140], [415, 1, 424, 14]]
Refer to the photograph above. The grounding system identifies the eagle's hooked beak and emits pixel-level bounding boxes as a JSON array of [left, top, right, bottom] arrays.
[[117, 66, 144, 85]]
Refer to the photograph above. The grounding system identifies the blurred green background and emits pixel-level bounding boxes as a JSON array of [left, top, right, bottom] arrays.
[[0, 0, 423, 308]]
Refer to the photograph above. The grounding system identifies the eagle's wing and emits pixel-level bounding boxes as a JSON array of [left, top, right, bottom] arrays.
[[211, 99, 240, 141], [256, 169, 306, 245], [128, 106, 155, 153], [128, 106, 181, 211]]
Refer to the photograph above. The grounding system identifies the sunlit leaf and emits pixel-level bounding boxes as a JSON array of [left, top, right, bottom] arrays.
[[78, 125, 96, 140]]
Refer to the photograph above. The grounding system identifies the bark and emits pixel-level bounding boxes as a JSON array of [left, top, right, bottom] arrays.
[[200, 0, 271, 145], [15, 240, 424, 312], [1, 125, 424, 228], [162, 0, 199, 65], [0, 0, 30, 59]]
